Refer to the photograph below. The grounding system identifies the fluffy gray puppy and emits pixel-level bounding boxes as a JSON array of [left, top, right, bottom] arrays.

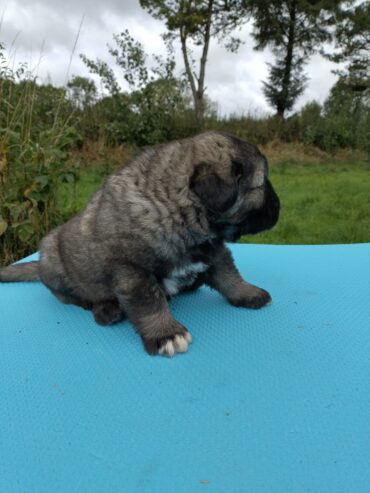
[[0, 131, 280, 357]]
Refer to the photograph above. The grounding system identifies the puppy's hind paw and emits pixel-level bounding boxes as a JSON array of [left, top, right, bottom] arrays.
[[92, 299, 125, 325]]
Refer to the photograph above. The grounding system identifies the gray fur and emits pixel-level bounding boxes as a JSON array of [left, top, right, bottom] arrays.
[[0, 131, 280, 357], [0, 261, 40, 282]]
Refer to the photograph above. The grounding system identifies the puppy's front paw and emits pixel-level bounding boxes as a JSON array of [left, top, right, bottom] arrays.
[[142, 331, 192, 357], [229, 286, 272, 309]]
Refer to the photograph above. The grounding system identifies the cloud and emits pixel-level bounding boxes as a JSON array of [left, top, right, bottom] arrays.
[[1, 0, 339, 116], [204, 24, 274, 115], [296, 53, 339, 108]]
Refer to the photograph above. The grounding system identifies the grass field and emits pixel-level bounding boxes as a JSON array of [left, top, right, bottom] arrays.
[[59, 160, 370, 245], [243, 161, 370, 244]]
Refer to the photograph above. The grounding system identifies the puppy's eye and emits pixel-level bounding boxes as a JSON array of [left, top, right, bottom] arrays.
[[232, 160, 243, 182]]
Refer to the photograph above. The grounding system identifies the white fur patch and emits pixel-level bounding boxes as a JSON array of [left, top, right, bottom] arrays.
[[163, 262, 208, 296], [158, 332, 192, 357], [162, 278, 180, 296]]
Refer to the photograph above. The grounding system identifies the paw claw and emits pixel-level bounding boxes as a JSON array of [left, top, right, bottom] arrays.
[[145, 331, 192, 357], [184, 331, 192, 344], [159, 340, 176, 357]]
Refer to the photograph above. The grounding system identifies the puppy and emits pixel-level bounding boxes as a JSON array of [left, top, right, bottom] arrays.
[[0, 131, 280, 357]]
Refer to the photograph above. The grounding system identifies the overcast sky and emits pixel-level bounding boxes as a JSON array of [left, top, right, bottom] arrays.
[[1, 0, 340, 116]]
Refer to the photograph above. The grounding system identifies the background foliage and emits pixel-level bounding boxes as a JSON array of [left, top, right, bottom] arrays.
[[0, 0, 369, 265]]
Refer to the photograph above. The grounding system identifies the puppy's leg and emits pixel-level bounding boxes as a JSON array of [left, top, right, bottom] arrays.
[[114, 267, 192, 357], [206, 244, 271, 309]]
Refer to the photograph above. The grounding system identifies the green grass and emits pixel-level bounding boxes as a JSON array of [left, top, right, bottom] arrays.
[[60, 161, 370, 245], [58, 166, 108, 216], [242, 161, 370, 244]]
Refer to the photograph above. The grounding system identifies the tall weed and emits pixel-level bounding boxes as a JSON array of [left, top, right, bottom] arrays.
[[0, 43, 81, 265]]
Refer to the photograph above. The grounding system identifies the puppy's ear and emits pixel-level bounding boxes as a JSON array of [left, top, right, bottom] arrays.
[[190, 162, 238, 214]]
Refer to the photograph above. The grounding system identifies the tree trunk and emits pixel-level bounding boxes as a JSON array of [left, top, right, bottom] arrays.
[[196, 0, 214, 122], [194, 95, 205, 122], [180, 30, 197, 101], [278, 0, 297, 118], [179, 0, 214, 124]]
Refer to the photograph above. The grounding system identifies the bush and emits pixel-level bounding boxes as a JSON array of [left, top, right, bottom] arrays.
[[322, 81, 370, 153], [0, 44, 82, 265]]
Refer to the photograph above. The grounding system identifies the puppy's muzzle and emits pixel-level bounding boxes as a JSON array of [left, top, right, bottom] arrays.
[[241, 179, 280, 235], [214, 179, 280, 242]]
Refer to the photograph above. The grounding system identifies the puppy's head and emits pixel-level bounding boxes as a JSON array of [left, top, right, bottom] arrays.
[[190, 131, 280, 242]]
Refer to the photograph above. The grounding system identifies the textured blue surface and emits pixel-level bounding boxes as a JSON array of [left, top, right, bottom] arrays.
[[1, 244, 369, 493]]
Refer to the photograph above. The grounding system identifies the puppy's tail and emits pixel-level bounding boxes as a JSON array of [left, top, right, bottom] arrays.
[[0, 261, 40, 282]]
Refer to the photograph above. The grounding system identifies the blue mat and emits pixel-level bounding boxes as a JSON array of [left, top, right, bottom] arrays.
[[1, 244, 369, 492]]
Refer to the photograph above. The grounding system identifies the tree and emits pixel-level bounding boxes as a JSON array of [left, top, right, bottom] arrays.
[[323, 78, 370, 155], [327, 1, 370, 93], [244, 0, 339, 118], [140, 0, 246, 123], [67, 76, 97, 110], [80, 30, 188, 145]]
